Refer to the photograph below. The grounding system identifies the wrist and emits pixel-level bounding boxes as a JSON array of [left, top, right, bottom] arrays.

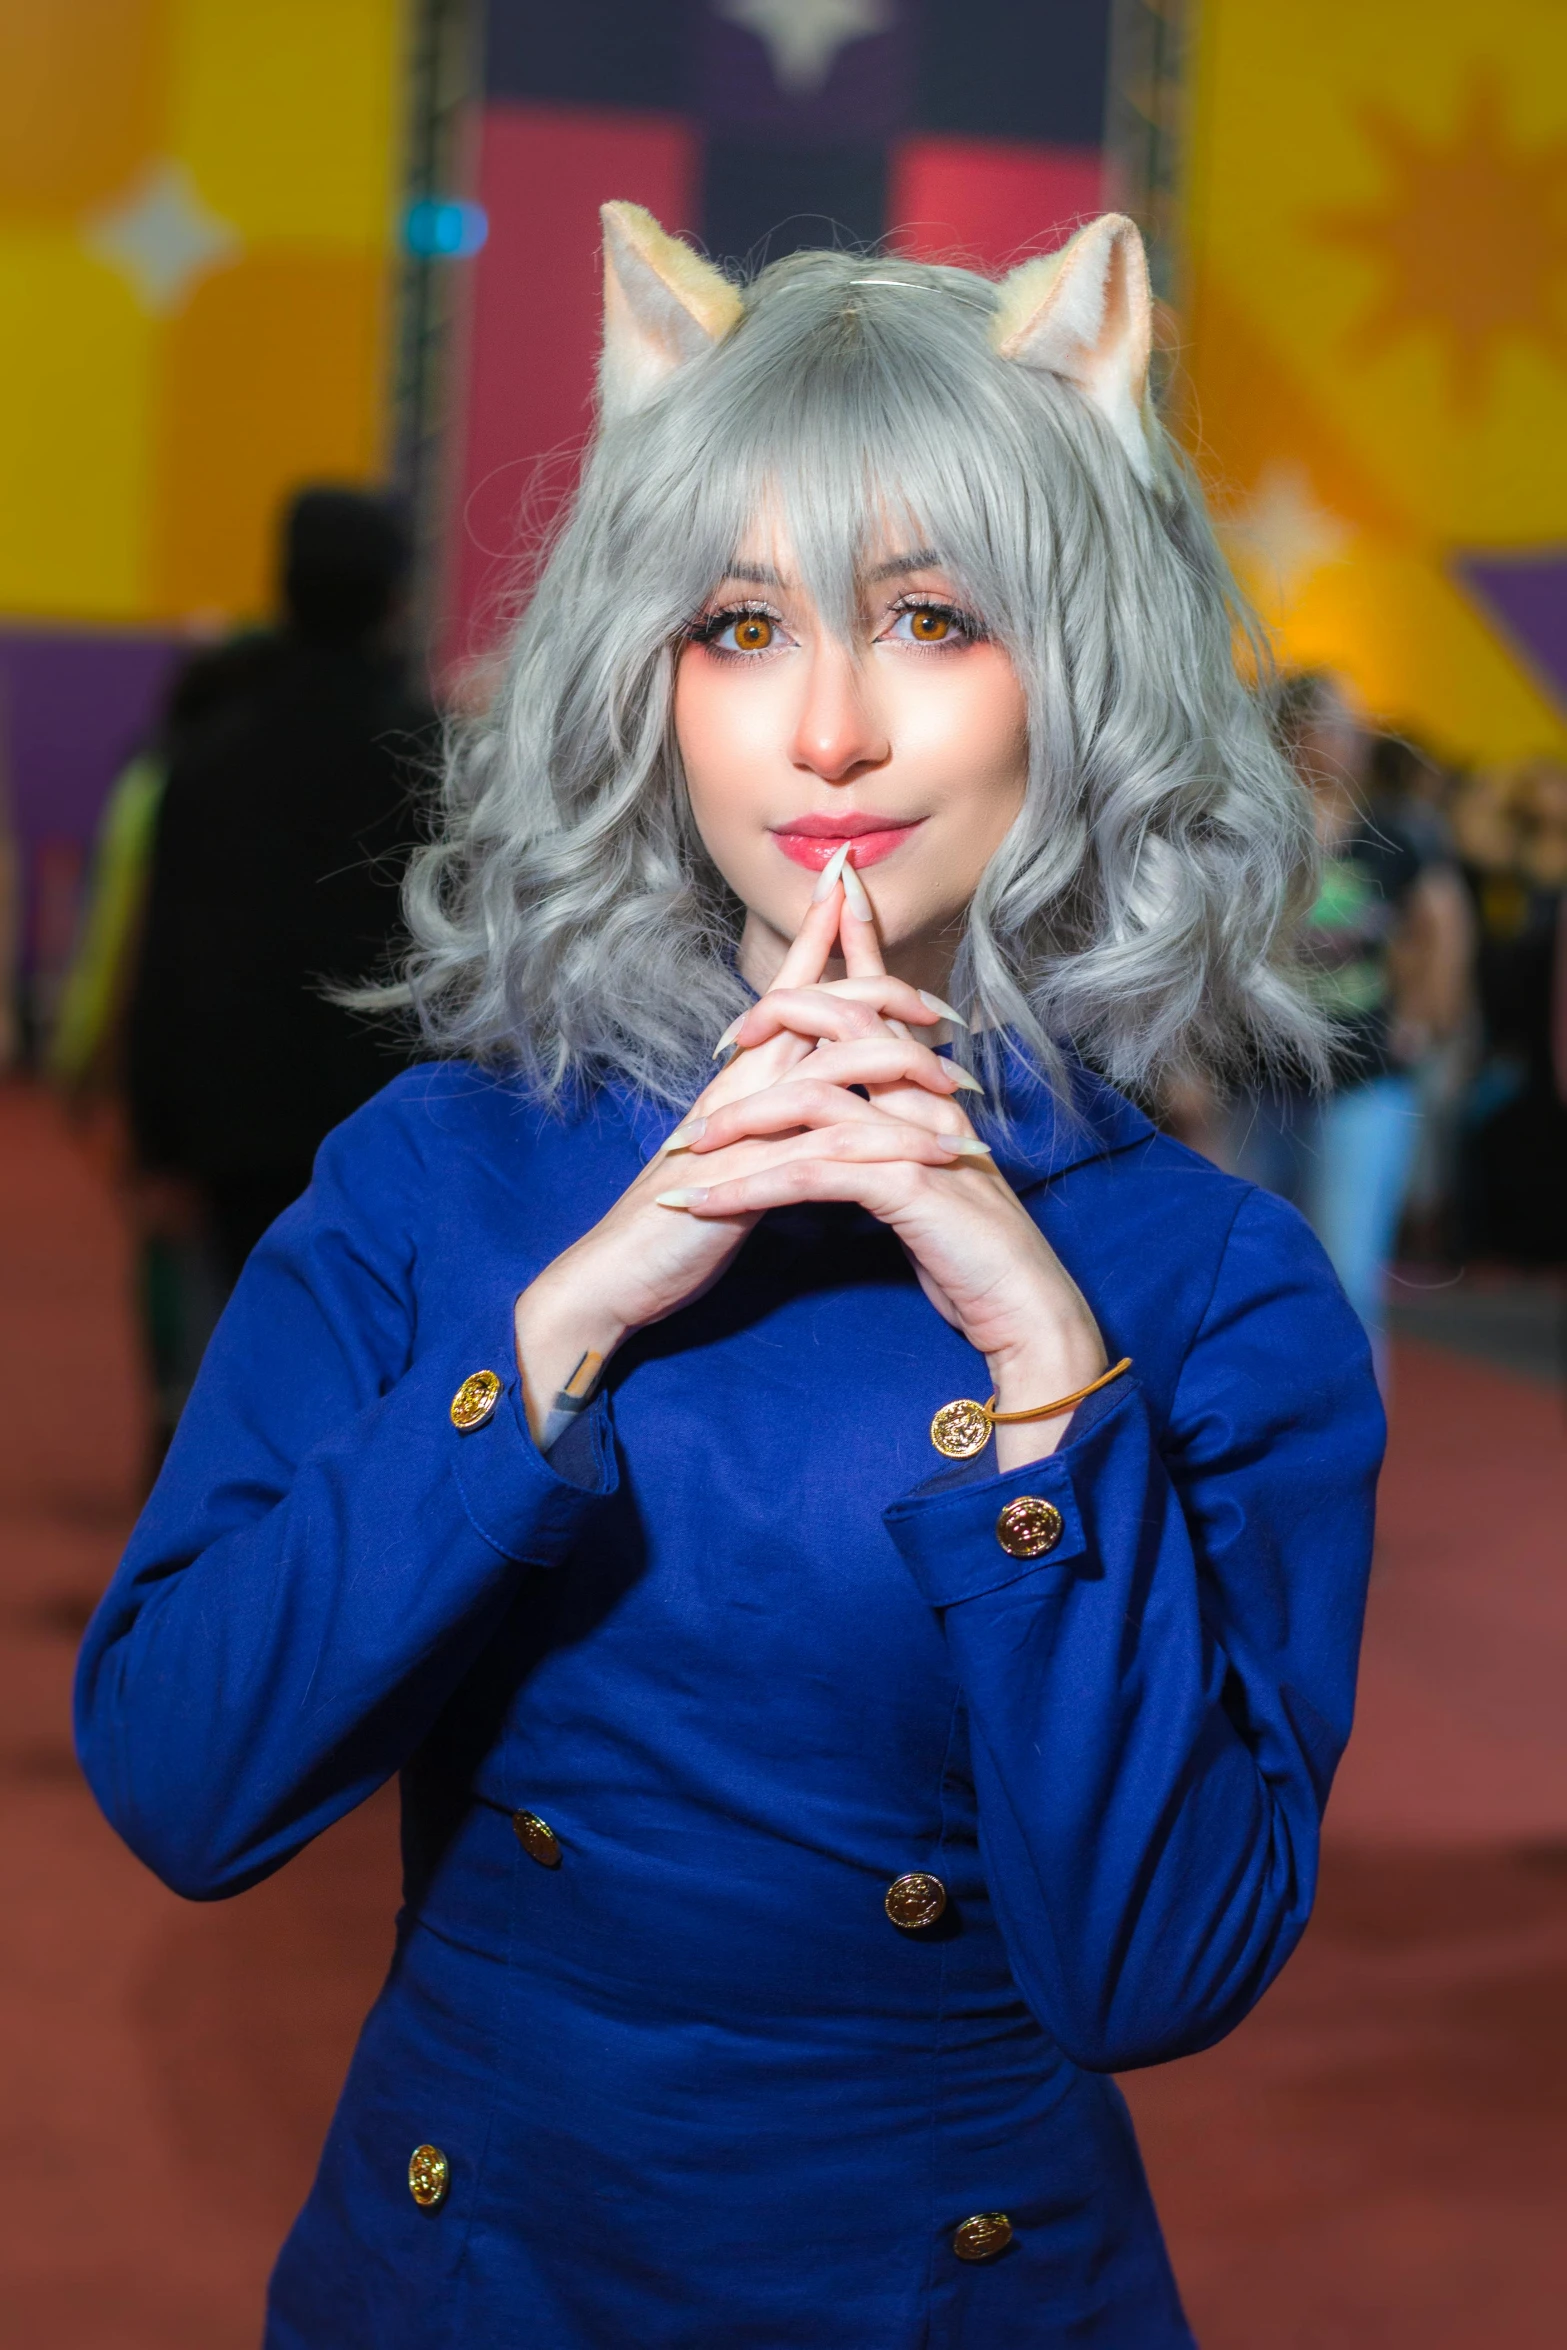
[[986, 1326, 1105, 1414], [513, 1270, 627, 1443]]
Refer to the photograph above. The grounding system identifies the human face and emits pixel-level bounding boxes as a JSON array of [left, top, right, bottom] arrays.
[[673, 522, 1029, 993]]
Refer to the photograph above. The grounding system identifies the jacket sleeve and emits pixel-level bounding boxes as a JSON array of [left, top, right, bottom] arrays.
[[74, 1089, 617, 1901], [882, 1186, 1383, 2074]]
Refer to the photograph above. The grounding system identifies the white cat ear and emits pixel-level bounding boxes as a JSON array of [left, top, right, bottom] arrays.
[[599, 202, 743, 422], [991, 214, 1157, 487]]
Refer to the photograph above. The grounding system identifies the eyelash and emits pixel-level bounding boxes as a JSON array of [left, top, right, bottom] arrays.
[[885, 594, 986, 648], [687, 594, 985, 658], [687, 600, 781, 657]]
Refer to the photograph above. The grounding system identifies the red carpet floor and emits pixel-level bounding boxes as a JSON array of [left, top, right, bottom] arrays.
[[1, 1080, 1563, 2347]]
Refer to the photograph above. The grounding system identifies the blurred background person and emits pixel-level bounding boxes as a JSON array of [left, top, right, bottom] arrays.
[[126, 487, 431, 1303], [1453, 758, 1567, 1266], [1228, 672, 1472, 1376], [49, 632, 284, 1461], [1365, 728, 1475, 1262]]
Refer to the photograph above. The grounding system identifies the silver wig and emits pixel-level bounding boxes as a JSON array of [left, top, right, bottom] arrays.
[[387, 213, 1325, 1107]]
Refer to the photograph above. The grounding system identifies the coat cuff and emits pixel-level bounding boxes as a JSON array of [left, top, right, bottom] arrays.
[[444, 1332, 617, 1567], [882, 1378, 1135, 1607]]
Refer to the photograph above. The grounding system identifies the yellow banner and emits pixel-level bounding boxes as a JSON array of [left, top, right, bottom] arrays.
[[1184, 0, 1567, 759]]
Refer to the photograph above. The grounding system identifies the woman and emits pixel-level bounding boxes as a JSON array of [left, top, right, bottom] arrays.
[[76, 207, 1382, 2347]]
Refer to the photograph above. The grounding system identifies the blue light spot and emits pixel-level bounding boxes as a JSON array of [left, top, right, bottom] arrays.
[[403, 198, 488, 260]]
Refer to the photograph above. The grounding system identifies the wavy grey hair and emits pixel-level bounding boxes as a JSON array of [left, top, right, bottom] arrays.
[[384, 242, 1325, 1106]]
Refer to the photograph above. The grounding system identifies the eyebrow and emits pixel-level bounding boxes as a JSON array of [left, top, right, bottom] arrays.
[[867, 548, 941, 582], [716, 548, 944, 591]]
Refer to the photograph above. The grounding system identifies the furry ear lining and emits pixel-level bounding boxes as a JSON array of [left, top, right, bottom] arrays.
[[991, 214, 1157, 487], [599, 202, 743, 421]]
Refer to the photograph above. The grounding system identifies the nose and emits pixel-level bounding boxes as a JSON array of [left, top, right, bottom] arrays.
[[789, 639, 890, 783]]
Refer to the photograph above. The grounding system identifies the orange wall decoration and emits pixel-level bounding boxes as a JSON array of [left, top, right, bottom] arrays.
[[1182, 0, 1567, 763], [0, 2, 405, 628]]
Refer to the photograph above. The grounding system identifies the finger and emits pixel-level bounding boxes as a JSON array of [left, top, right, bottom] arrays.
[[771, 878, 846, 991], [795, 1035, 986, 1103], [677, 1124, 991, 1190], [726, 979, 943, 1056], [672, 1081, 990, 1156], [834, 856, 886, 980], [708, 882, 844, 1065], [657, 1156, 944, 1220]]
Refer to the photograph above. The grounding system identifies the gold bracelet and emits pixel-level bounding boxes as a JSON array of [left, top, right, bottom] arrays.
[[930, 1358, 1132, 1459]]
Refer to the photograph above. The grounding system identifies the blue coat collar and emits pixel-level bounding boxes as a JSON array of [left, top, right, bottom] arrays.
[[977, 1040, 1155, 1193]]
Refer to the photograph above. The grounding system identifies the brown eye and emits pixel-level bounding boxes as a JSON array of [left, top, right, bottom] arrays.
[[909, 607, 951, 641], [732, 615, 773, 651]]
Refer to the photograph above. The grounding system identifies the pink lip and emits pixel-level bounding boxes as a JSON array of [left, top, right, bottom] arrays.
[[771, 814, 926, 871]]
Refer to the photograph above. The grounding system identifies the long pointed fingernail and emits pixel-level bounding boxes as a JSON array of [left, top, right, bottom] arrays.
[[712, 1015, 744, 1059], [658, 1117, 707, 1154], [840, 859, 874, 922], [948, 1068, 986, 1095], [885, 1017, 912, 1040], [944, 1136, 994, 1157], [811, 842, 850, 902], [918, 990, 970, 1029], [656, 1188, 710, 1208]]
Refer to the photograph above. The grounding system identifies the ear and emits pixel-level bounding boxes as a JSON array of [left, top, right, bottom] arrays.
[[599, 202, 743, 421], [991, 214, 1157, 487]]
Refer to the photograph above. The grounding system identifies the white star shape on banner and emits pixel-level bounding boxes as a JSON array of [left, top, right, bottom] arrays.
[[85, 160, 241, 314], [717, 0, 895, 98], [1225, 463, 1352, 602]]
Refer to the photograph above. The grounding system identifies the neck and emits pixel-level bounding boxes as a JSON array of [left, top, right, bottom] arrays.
[[737, 910, 962, 997]]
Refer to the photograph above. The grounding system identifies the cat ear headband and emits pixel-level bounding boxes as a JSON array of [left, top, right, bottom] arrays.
[[597, 200, 1158, 489]]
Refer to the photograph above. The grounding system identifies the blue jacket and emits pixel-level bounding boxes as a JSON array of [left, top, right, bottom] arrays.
[[76, 1052, 1382, 2348]]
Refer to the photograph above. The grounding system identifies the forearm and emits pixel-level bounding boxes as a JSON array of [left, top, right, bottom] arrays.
[[514, 1256, 629, 1447], [885, 1330, 1379, 2069], [986, 1302, 1107, 1471], [77, 1326, 616, 1897]]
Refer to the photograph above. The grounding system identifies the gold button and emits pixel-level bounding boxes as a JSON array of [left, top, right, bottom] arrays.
[[953, 2210, 1013, 2262], [995, 1497, 1063, 1559], [450, 1369, 502, 1432], [408, 2144, 450, 2209], [884, 1871, 948, 1930], [512, 1809, 562, 1868], [930, 1397, 992, 1458]]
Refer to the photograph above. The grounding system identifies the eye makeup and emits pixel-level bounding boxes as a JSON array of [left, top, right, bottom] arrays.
[[686, 590, 987, 659]]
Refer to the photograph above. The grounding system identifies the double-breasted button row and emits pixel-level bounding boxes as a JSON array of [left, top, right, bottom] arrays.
[[885, 1871, 947, 1930], [995, 1496, 1063, 1559], [953, 2210, 1013, 2261], [513, 1809, 563, 1867], [450, 1370, 502, 1431], [408, 2144, 450, 2208]]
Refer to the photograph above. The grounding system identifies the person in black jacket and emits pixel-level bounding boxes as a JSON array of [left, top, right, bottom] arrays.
[[128, 487, 433, 1287]]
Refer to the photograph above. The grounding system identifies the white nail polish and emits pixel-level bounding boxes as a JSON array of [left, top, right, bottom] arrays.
[[885, 1017, 912, 1040], [658, 1117, 707, 1154], [946, 1136, 994, 1157], [918, 990, 970, 1029], [949, 1068, 986, 1095], [840, 859, 874, 922], [712, 1016, 743, 1059], [656, 1188, 710, 1208], [810, 841, 851, 901]]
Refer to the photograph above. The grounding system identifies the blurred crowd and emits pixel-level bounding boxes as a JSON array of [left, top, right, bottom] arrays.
[[0, 507, 1563, 1460], [1173, 674, 1567, 1380]]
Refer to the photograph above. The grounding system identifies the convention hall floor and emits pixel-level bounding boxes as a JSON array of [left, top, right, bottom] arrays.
[[2, 1080, 1563, 2348]]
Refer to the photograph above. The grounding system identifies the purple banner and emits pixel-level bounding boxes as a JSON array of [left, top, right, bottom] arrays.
[[0, 625, 184, 982], [1459, 551, 1567, 714]]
